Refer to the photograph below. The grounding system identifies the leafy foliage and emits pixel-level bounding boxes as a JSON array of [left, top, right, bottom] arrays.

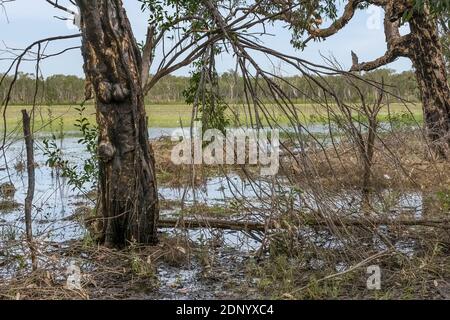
[[183, 59, 230, 134], [414, 0, 450, 15], [140, 0, 232, 132], [43, 105, 98, 193], [138, 0, 207, 36]]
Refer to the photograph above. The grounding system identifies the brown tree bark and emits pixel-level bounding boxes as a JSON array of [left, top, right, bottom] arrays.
[[22, 109, 37, 270], [269, 0, 450, 158], [351, 1, 450, 159], [408, 11, 450, 159], [76, 0, 159, 247]]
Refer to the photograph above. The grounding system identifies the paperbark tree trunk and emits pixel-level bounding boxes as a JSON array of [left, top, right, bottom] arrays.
[[76, 0, 159, 247], [408, 11, 450, 159]]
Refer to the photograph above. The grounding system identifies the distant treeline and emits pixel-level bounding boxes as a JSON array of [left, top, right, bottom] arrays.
[[0, 69, 420, 105]]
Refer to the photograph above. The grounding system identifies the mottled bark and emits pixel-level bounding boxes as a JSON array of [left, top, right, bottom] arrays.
[[408, 12, 450, 159], [76, 0, 159, 247], [350, 2, 450, 158]]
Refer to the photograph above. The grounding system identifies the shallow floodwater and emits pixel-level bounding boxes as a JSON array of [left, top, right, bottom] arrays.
[[0, 125, 430, 298], [0, 125, 426, 244], [0, 129, 278, 248]]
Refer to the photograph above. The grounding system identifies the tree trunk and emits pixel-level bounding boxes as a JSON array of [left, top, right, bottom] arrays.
[[76, 0, 159, 247], [22, 109, 37, 270], [409, 11, 450, 159]]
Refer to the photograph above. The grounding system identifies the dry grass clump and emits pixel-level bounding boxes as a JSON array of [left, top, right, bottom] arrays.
[[245, 225, 450, 299], [0, 235, 193, 300], [151, 137, 262, 188], [152, 138, 217, 187], [282, 130, 450, 192]]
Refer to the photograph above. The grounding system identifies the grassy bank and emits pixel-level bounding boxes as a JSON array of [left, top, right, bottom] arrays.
[[1, 102, 423, 133]]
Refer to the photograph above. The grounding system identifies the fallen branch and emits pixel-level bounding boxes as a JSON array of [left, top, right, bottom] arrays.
[[157, 216, 450, 231]]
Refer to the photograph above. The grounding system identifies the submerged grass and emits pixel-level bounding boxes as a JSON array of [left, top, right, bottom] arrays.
[[1, 102, 423, 133]]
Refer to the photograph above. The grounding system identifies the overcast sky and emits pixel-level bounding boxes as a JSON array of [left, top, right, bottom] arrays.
[[0, 0, 413, 78]]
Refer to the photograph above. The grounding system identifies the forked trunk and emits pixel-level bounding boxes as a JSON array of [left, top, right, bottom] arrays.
[[76, 0, 159, 247], [409, 11, 450, 159]]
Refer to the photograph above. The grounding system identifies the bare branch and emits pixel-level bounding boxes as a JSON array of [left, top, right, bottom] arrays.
[[44, 0, 77, 15], [0, 33, 81, 148], [141, 25, 155, 86], [303, 0, 363, 45], [350, 6, 411, 72]]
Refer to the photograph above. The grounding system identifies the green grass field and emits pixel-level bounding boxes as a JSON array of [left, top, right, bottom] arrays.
[[1, 102, 423, 133]]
